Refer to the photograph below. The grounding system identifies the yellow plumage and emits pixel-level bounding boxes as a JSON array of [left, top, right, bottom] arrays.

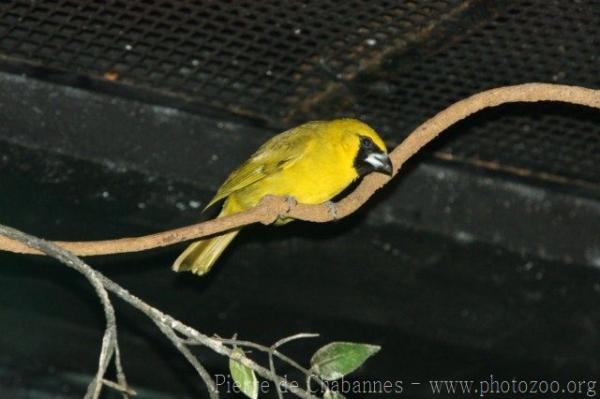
[[172, 118, 391, 275]]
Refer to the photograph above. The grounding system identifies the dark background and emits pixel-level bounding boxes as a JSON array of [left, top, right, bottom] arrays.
[[0, 1, 599, 398]]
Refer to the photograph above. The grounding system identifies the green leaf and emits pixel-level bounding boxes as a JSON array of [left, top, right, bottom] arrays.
[[310, 342, 381, 381], [229, 348, 259, 399], [324, 389, 346, 399]]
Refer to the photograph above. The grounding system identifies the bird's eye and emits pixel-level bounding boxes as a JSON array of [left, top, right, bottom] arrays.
[[360, 136, 373, 149]]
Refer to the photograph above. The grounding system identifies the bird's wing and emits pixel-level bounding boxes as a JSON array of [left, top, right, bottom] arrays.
[[204, 126, 314, 210]]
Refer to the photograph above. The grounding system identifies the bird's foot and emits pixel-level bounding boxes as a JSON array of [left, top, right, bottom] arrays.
[[284, 195, 298, 212], [325, 201, 338, 220]]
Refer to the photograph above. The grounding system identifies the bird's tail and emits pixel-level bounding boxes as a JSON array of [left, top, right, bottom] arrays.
[[172, 199, 241, 276]]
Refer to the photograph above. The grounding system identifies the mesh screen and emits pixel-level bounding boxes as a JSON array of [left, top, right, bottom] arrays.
[[0, 0, 598, 188]]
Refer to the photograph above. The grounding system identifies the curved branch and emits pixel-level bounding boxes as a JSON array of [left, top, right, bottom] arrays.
[[1, 83, 598, 256]]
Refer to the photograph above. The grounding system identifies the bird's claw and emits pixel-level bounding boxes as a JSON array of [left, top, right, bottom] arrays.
[[284, 195, 298, 212], [325, 201, 338, 219]]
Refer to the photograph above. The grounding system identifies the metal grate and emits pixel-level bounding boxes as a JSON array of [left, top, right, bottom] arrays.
[[0, 0, 598, 188], [324, 0, 600, 187], [0, 0, 464, 117]]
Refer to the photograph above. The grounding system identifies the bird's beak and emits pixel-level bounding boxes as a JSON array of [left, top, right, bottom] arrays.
[[365, 152, 393, 176]]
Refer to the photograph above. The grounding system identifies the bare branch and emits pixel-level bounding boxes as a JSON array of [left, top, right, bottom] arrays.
[[1, 83, 597, 257], [236, 332, 322, 398], [0, 223, 320, 399], [113, 344, 131, 399], [273, 333, 320, 349], [215, 337, 328, 392], [101, 379, 137, 396], [269, 351, 284, 399], [0, 224, 126, 399], [153, 319, 219, 399]]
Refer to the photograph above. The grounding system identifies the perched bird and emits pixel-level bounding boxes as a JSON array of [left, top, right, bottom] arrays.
[[172, 118, 392, 275]]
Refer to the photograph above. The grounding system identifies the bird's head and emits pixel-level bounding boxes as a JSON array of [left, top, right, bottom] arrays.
[[330, 118, 393, 177]]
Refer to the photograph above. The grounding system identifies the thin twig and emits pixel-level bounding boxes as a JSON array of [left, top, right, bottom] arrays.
[[271, 333, 320, 399], [273, 333, 320, 349], [112, 280, 319, 398], [0, 223, 319, 399], [0, 224, 123, 399], [85, 330, 116, 399], [217, 333, 321, 399], [215, 338, 328, 392], [180, 334, 319, 399], [113, 344, 131, 399], [101, 379, 137, 396], [269, 352, 284, 399], [153, 319, 219, 399], [1, 83, 597, 257]]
